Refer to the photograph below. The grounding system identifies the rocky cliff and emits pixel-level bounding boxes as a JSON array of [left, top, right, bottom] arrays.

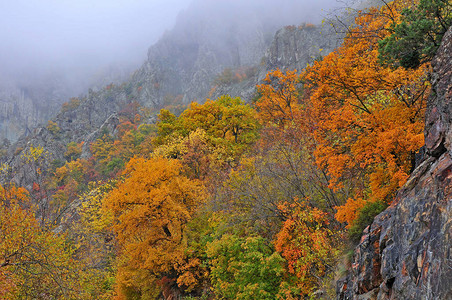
[[0, 65, 133, 144], [0, 0, 341, 146], [129, 1, 337, 107], [210, 24, 339, 101], [337, 26, 452, 300], [0, 75, 68, 142]]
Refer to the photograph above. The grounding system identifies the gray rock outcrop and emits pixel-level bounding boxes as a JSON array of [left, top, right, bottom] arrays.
[[337, 26, 452, 300]]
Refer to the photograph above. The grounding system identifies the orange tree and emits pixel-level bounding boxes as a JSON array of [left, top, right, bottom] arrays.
[[302, 3, 430, 228], [103, 157, 207, 298], [275, 200, 340, 298], [256, 69, 302, 127]]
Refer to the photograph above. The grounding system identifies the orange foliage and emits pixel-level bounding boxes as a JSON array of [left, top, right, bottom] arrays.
[[256, 69, 302, 126], [302, 3, 430, 226], [275, 200, 338, 296], [104, 157, 207, 296], [335, 197, 366, 227]]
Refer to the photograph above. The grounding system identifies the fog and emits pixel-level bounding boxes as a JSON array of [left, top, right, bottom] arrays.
[[0, 0, 193, 81], [0, 0, 343, 82], [0, 0, 346, 142]]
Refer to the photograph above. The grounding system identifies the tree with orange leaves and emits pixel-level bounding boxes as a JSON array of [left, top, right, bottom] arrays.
[[302, 3, 430, 228], [104, 157, 207, 298], [275, 200, 339, 297], [256, 69, 302, 127]]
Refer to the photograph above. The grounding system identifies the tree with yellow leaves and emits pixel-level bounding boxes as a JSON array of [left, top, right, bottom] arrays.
[[155, 95, 260, 159], [0, 184, 84, 299]]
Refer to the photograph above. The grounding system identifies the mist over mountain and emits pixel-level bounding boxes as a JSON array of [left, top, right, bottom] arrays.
[[0, 0, 340, 142], [0, 0, 193, 141]]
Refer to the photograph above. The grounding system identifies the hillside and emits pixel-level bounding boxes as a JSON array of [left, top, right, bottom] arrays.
[[0, 1, 451, 299], [1, 17, 338, 190], [0, 0, 337, 144]]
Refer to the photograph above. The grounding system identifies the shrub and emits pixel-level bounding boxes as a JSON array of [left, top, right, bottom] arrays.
[[61, 98, 81, 113], [349, 200, 388, 242], [379, 0, 452, 68], [47, 120, 61, 135]]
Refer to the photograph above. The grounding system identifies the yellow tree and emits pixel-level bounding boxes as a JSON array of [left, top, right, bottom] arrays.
[[0, 184, 84, 299], [155, 95, 260, 158], [104, 157, 207, 298], [70, 180, 117, 299]]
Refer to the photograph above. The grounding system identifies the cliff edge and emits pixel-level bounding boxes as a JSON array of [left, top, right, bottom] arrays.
[[337, 26, 452, 300]]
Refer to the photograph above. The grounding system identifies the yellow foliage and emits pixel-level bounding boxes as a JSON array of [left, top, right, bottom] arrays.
[[21, 144, 47, 164], [47, 120, 61, 134], [0, 184, 85, 298]]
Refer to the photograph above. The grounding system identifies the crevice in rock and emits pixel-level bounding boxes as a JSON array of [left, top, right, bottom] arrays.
[[386, 277, 395, 297], [429, 138, 447, 158], [413, 146, 426, 172]]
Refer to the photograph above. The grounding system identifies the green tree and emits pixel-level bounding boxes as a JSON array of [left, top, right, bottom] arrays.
[[379, 0, 452, 68], [206, 234, 290, 300]]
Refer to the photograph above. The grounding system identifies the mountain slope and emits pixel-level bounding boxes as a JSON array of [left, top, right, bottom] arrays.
[[0, 19, 337, 194]]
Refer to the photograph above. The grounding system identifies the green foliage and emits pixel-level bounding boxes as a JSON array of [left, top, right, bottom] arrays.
[[106, 157, 124, 174], [379, 0, 452, 68], [206, 234, 289, 300], [50, 159, 65, 171], [349, 200, 388, 242]]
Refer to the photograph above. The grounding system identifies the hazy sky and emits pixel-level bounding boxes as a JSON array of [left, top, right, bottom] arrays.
[[0, 0, 191, 76], [0, 0, 342, 82]]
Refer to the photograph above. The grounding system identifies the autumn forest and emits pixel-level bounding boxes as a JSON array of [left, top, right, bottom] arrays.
[[1, 0, 451, 299]]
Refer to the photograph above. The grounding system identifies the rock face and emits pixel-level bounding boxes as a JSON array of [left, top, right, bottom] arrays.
[[0, 64, 133, 143], [337, 26, 452, 300], [260, 24, 340, 76], [0, 77, 67, 142], [126, 0, 338, 107], [210, 24, 338, 101]]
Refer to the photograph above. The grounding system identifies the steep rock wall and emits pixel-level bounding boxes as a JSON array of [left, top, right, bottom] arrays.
[[211, 24, 338, 101], [337, 26, 452, 300]]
